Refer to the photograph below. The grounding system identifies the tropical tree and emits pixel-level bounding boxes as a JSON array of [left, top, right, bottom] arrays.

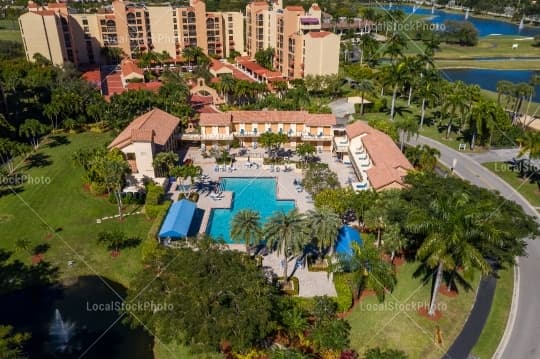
[[395, 116, 419, 152], [281, 306, 308, 344], [231, 209, 262, 252], [182, 46, 205, 67], [524, 72, 539, 118], [386, 61, 410, 119], [496, 80, 513, 105], [295, 143, 316, 167], [441, 81, 468, 138], [152, 151, 179, 177], [382, 223, 404, 264], [406, 192, 500, 316], [305, 207, 341, 262], [97, 230, 138, 254], [91, 150, 130, 218], [264, 209, 307, 284], [354, 79, 375, 115], [517, 130, 540, 160], [405, 145, 440, 172], [0, 325, 30, 359], [254, 47, 275, 70], [359, 33, 379, 65], [467, 99, 508, 149], [19, 119, 48, 149], [416, 69, 440, 129], [259, 132, 287, 159]]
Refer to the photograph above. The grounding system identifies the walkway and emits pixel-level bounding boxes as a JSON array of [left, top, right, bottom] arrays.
[[408, 136, 540, 359]]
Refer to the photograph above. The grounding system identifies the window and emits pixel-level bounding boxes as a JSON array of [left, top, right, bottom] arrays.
[[82, 19, 88, 25], [136, 12, 141, 17]]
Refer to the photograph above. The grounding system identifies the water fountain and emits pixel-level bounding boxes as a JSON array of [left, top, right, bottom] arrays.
[[389, 2, 392, 9], [412, 5, 417, 13], [49, 308, 75, 353], [465, 8, 469, 20], [519, 17, 524, 31], [431, 5, 435, 14]]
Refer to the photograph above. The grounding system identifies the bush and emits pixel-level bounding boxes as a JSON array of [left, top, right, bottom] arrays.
[[145, 183, 164, 205], [144, 202, 171, 219], [333, 273, 354, 313], [278, 277, 300, 296], [90, 182, 107, 195]]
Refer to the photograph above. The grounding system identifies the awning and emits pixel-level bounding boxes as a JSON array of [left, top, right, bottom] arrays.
[[158, 199, 196, 239]]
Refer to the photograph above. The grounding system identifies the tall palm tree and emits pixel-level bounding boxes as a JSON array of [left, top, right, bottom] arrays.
[[441, 81, 468, 139], [305, 207, 341, 262], [468, 99, 506, 149], [231, 209, 262, 252], [496, 80, 513, 105], [395, 115, 419, 152], [386, 61, 410, 120], [406, 192, 500, 316], [264, 209, 307, 284], [416, 69, 440, 129], [354, 79, 375, 115], [524, 73, 539, 120], [359, 33, 379, 65]]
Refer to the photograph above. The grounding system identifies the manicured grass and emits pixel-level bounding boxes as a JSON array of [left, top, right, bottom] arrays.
[[483, 162, 540, 207], [0, 132, 152, 287], [435, 36, 540, 59], [436, 59, 540, 70], [154, 341, 225, 359], [471, 267, 514, 359], [347, 262, 480, 359], [0, 30, 21, 42]]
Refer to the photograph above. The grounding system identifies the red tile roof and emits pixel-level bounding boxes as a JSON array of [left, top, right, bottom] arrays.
[[285, 5, 304, 11], [35, 10, 56, 16], [81, 70, 102, 90], [126, 81, 162, 92], [311, 4, 321, 10], [108, 108, 180, 149], [346, 121, 413, 190], [307, 31, 332, 38], [200, 111, 336, 126], [121, 59, 143, 77]]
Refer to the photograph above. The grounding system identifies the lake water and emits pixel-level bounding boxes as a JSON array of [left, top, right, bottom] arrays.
[[442, 69, 540, 102], [385, 5, 540, 37], [0, 276, 154, 359]]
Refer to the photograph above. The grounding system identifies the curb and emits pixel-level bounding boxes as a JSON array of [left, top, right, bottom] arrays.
[[493, 259, 520, 359]]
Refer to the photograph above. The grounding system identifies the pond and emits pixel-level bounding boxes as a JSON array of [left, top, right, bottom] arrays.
[[385, 5, 540, 37], [0, 276, 154, 359], [442, 69, 540, 102]]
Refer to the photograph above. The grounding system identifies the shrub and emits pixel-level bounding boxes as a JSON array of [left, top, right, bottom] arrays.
[[278, 276, 300, 296], [144, 202, 170, 219], [333, 273, 353, 313], [90, 182, 107, 195], [189, 192, 199, 202], [108, 192, 116, 204], [145, 183, 164, 205]]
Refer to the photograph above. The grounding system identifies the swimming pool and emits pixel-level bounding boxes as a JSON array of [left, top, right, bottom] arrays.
[[206, 177, 295, 243]]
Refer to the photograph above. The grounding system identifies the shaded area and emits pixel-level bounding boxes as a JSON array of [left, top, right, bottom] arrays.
[[444, 275, 496, 359], [0, 276, 154, 359]]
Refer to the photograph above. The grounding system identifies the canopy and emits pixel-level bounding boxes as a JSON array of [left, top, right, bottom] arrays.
[[158, 199, 196, 239], [335, 226, 363, 257]]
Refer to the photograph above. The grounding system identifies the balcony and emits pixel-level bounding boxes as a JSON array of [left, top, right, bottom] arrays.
[[301, 133, 332, 141], [181, 133, 234, 141], [333, 136, 349, 153]]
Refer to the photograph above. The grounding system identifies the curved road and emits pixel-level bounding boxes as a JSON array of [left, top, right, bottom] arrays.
[[409, 136, 540, 359]]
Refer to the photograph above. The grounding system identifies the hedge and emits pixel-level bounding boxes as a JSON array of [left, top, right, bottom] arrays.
[[333, 273, 354, 313], [141, 201, 171, 261]]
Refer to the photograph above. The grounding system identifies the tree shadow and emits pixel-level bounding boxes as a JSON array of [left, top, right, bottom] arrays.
[[32, 243, 51, 256], [24, 153, 52, 169], [47, 135, 70, 148]]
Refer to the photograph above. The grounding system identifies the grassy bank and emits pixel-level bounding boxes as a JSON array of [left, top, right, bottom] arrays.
[[347, 261, 480, 358], [0, 132, 152, 287], [435, 36, 540, 59], [483, 162, 540, 207], [471, 267, 514, 359]]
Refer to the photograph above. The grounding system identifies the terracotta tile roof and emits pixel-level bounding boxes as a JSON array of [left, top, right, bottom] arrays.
[[200, 111, 336, 125], [196, 105, 221, 114], [81, 70, 102, 90], [199, 112, 231, 126], [251, 1, 269, 6], [307, 31, 332, 38], [126, 81, 162, 92], [285, 5, 304, 11], [35, 10, 56, 16], [121, 59, 143, 77], [47, 3, 66, 8], [345, 121, 413, 190], [108, 108, 180, 149], [210, 58, 225, 71], [191, 94, 214, 105], [131, 128, 154, 142]]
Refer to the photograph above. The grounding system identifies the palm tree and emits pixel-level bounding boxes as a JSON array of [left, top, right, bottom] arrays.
[[524, 73, 539, 120], [231, 209, 262, 252], [387, 61, 410, 120], [295, 143, 316, 167], [382, 223, 404, 264], [496, 80, 513, 105], [441, 81, 468, 138], [395, 115, 419, 152], [406, 192, 499, 316], [359, 33, 379, 65], [305, 207, 341, 263], [152, 151, 179, 177], [264, 209, 307, 284], [19, 119, 47, 149], [468, 99, 506, 149], [354, 79, 375, 115], [416, 69, 440, 129], [517, 131, 540, 160], [281, 307, 308, 344]]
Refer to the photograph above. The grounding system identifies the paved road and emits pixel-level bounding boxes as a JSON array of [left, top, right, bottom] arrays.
[[409, 136, 540, 359]]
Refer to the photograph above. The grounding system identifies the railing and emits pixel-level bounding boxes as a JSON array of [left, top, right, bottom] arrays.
[[181, 133, 233, 140], [302, 134, 333, 141]]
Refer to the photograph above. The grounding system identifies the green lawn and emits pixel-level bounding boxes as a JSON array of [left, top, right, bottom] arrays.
[[0, 30, 21, 42], [483, 162, 540, 207], [0, 132, 152, 287], [436, 59, 540, 70], [435, 36, 540, 59], [471, 267, 514, 359], [347, 262, 480, 359]]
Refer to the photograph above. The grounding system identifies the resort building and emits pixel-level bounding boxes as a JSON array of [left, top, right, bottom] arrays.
[[334, 121, 413, 192], [19, 0, 244, 65], [183, 110, 336, 152], [19, 0, 338, 79], [108, 108, 181, 180], [245, 0, 340, 78]]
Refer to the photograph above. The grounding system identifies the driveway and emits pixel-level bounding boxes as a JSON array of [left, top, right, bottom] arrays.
[[409, 136, 540, 359]]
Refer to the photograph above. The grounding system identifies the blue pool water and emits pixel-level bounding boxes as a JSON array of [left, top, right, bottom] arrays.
[[442, 69, 540, 102], [206, 177, 295, 243], [384, 5, 540, 37]]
